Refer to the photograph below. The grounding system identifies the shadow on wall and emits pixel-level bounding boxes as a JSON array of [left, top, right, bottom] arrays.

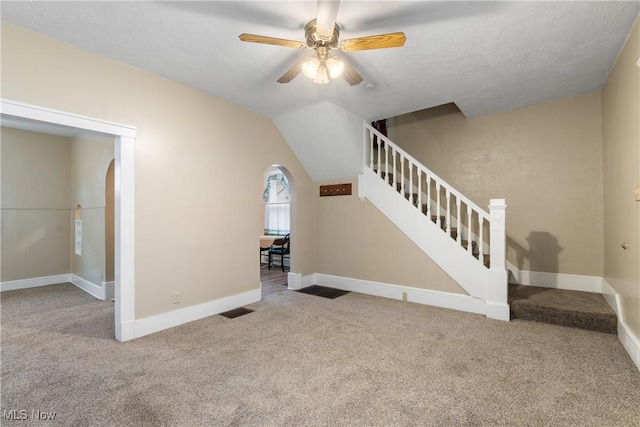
[[507, 231, 563, 281]]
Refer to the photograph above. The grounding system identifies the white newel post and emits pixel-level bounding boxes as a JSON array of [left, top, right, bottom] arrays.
[[487, 199, 509, 321]]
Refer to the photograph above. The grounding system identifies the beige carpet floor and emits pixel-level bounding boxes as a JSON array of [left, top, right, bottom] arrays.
[[1, 283, 639, 426]]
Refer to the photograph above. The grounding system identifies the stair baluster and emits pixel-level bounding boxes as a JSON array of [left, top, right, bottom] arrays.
[[426, 173, 431, 218], [385, 141, 389, 182], [467, 205, 473, 254], [456, 198, 462, 244], [369, 131, 375, 170], [436, 182, 442, 228], [376, 137, 382, 178], [409, 162, 414, 204], [389, 146, 398, 191], [417, 169, 422, 209], [400, 154, 405, 195], [445, 189, 451, 235], [479, 216, 484, 261]]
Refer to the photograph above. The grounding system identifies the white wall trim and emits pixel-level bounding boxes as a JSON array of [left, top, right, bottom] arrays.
[[601, 279, 640, 371], [0, 99, 137, 137], [1, 274, 72, 292], [1, 273, 113, 303], [70, 274, 105, 300], [287, 272, 315, 290], [102, 281, 115, 301], [507, 262, 603, 293], [1, 98, 136, 342], [314, 273, 493, 317], [302, 274, 316, 288], [134, 288, 261, 339], [287, 272, 302, 290]]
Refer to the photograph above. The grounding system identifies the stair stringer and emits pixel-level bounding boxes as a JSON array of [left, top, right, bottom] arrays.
[[362, 168, 489, 301]]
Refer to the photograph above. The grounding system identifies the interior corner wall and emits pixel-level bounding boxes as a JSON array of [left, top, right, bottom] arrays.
[[0, 22, 314, 320], [601, 17, 640, 338], [388, 93, 604, 279], [313, 177, 465, 294], [70, 133, 114, 287], [0, 127, 72, 281]]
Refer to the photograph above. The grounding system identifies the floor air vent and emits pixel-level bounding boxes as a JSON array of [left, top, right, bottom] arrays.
[[296, 285, 350, 299], [219, 307, 254, 319]]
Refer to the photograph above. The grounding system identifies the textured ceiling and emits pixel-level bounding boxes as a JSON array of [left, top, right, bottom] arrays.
[[1, 1, 638, 121]]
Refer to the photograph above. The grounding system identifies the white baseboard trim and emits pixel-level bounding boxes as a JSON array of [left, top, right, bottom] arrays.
[[102, 281, 115, 301], [70, 274, 105, 300], [507, 263, 602, 293], [486, 303, 511, 321], [1, 274, 72, 292], [287, 272, 301, 290], [118, 320, 136, 342], [287, 272, 315, 290], [134, 287, 261, 339], [313, 273, 492, 317], [601, 278, 640, 371], [1, 273, 111, 301]]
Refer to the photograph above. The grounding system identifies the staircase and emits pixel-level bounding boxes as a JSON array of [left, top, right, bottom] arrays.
[[359, 123, 509, 320], [360, 122, 617, 332]]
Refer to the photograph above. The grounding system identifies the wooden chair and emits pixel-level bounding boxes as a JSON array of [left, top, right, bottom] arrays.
[[268, 233, 290, 272]]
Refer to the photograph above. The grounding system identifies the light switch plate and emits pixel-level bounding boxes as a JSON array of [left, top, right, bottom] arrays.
[[634, 184, 640, 202]]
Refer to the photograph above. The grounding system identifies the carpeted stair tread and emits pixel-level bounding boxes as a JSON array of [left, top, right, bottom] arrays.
[[509, 284, 617, 334]]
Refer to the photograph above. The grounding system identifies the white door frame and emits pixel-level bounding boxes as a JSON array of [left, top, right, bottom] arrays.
[[1, 99, 136, 342]]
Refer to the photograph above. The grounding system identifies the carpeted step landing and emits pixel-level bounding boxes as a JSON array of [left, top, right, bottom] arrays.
[[508, 284, 617, 334]]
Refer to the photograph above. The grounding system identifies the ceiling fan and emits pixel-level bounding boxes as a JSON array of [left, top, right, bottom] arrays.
[[238, 0, 406, 85]]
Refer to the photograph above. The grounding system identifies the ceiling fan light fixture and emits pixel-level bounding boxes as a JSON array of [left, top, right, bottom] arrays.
[[313, 63, 330, 84], [326, 56, 344, 79], [302, 57, 320, 78]]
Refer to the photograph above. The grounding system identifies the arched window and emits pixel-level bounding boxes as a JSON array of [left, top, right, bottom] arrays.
[[263, 170, 290, 236]]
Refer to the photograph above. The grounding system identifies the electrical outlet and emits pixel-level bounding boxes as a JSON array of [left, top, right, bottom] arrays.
[[173, 292, 181, 304], [402, 292, 408, 301]]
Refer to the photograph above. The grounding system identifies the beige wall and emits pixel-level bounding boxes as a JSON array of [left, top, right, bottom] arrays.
[[1, 22, 314, 319], [388, 93, 604, 279], [70, 133, 114, 286], [602, 17, 640, 337], [1, 127, 72, 281], [314, 178, 464, 294]]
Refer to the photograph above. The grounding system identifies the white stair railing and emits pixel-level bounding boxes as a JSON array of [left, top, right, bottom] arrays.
[[364, 123, 508, 316]]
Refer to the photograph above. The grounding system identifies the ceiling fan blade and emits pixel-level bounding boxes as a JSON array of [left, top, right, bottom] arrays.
[[277, 59, 305, 84], [339, 32, 406, 52], [239, 33, 306, 49], [316, 0, 341, 38], [342, 62, 363, 86]]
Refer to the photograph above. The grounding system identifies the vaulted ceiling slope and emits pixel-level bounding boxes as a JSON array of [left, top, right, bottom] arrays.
[[1, 1, 638, 121]]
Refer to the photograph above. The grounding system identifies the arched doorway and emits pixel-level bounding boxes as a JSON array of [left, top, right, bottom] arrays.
[[259, 165, 296, 296]]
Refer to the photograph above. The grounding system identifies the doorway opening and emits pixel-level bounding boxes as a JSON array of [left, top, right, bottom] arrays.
[[0, 99, 136, 342], [259, 165, 295, 297]]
